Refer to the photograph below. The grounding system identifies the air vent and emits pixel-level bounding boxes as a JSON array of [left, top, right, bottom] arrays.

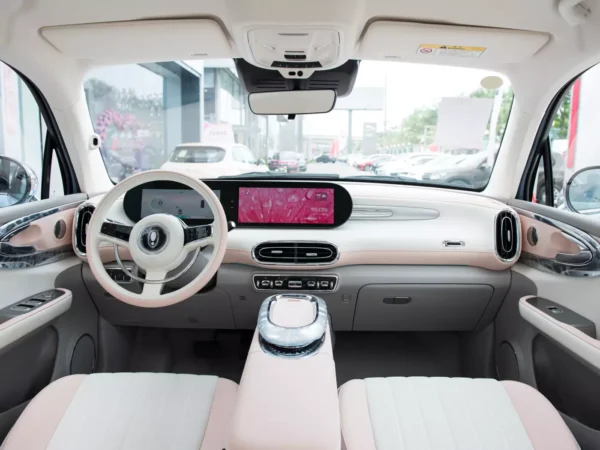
[[253, 241, 338, 265], [73, 204, 95, 256], [495, 210, 520, 262]]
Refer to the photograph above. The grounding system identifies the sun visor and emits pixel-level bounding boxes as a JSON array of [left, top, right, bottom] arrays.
[[360, 21, 550, 65], [41, 19, 232, 63]]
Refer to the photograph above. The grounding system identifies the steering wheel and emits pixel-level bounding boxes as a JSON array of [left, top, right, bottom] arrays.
[[86, 170, 228, 307]]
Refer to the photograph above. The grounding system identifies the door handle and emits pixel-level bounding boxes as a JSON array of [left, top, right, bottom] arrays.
[[554, 249, 593, 266]]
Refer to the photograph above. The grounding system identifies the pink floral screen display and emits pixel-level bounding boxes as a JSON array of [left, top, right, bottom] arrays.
[[238, 188, 334, 224]]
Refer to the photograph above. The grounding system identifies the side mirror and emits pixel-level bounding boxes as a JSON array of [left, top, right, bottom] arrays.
[[565, 166, 600, 214], [0, 156, 38, 207]]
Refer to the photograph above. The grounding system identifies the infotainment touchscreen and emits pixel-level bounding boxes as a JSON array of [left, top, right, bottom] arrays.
[[141, 189, 220, 220], [238, 187, 334, 224]]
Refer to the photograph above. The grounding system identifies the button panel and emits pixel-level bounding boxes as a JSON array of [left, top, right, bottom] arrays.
[[253, 274, 338, 292]]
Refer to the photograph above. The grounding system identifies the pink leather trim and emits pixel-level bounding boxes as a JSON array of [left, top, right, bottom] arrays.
[[200, 378, 237, 450], [223, 249, 514, 271], [501, 381, 578, 450], [519, 215, 580, 259], [9, 208, 75, 251], [230, 330, 339, 450], [338, 380, 377, 450], [0, 289, 70, 332], [1, 375, 86, 450]]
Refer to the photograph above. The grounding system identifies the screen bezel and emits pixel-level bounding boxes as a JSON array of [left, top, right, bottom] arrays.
[[123, 180, 353, 228]]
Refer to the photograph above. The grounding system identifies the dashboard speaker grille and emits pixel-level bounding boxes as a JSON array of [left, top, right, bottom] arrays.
[[74, 204, 96, 256], [253, 241, 338, 265], [495, 210, 519, 262]]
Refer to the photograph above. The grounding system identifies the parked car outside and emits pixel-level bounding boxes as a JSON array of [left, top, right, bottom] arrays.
[[295, 152, 307, 172], [268, 151, 300, 172], [161, 143, 267, 178], [412, 152, 493, 189], [535, 150, 566, 205], [376, 152, 438, 176], [316, 153, 336, 163]]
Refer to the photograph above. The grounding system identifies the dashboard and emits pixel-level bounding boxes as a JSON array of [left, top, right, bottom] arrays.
[[74, 178, 522, 331], [123, 180, 353, 228]]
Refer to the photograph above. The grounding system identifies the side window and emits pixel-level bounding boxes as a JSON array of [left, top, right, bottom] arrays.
[[0, 61, 66, 208], [531, 65, 600, 214]]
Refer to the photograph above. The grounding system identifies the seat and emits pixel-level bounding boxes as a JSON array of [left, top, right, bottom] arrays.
[[1, 373, 237, 450], [339, 377, 579, 450]]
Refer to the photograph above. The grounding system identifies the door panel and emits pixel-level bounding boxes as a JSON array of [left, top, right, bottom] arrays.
[[0, 195, 99, 443], [497, 200, 600, 448]]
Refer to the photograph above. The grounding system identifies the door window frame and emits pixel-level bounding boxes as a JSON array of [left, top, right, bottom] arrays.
[[6, 65, 80, 199]]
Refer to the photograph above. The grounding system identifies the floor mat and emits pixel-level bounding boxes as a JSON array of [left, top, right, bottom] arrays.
[[128, 328, 461, 386], [333, 331, 461, 386]]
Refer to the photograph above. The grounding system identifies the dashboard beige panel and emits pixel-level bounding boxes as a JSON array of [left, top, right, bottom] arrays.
[[78, 182, 518, 270]]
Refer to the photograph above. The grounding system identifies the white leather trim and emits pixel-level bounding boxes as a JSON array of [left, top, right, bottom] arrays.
[[0, 257, 80, 310], [0, 289, 72, 353], [46, 373, 219, 450], [363, 377, 534, 450], [519, 296, 600, 371]]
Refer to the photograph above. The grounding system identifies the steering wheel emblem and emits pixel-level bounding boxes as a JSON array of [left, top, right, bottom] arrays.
[[139, 225, 168, 253]]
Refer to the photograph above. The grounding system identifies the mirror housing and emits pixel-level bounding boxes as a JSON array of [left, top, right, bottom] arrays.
[[0, 156, 38, 207], [565, 165, 600, 215], [248, 90, 336, 115]]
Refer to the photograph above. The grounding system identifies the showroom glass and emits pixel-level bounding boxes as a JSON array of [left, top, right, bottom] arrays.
[[0, 61, 63, 208], [533, 63, 600, 215], [85, 61, 513, 190]]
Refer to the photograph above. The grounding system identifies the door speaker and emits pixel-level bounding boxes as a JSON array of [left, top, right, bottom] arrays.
[[70, 334, 96, 374]]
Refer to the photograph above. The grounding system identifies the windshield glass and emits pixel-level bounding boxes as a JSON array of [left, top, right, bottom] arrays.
[[85, 61, 512, 189]]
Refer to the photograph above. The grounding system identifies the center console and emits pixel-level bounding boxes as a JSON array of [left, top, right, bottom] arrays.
[[229, 294, 340, 450]]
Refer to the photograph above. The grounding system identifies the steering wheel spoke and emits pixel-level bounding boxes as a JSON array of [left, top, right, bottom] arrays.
[[142, 269, 166, 297], [100, 221, 132, 248], [183, 225, 213, 249]]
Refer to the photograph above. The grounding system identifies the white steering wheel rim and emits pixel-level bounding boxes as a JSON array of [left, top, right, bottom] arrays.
[[87, 170, 228, 308]]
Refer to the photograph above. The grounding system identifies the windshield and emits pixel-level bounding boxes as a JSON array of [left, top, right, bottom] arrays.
[[85, 61, 512, 189]]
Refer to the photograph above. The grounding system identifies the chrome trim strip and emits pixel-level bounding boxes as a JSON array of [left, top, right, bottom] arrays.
[[494, 210, 521, 263], [251, 240, 340, 266], [443, 241, 465, 247], [0, 201, 81, 242], [257, 294, 327, 358], [72, 203, 96, 258]]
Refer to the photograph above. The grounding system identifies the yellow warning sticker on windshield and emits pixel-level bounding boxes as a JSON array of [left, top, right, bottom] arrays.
[[417, 44, 486, 58]]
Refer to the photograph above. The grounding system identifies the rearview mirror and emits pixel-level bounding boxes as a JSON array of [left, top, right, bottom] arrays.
[[565, 166, 600, 215], [0, 156, 38, 207], [248, 90, 336, 115]]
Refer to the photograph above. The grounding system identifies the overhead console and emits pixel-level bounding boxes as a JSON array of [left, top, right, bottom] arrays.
[[122, 180, 353, 229]]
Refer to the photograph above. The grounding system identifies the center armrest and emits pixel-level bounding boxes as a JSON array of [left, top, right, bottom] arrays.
[[229, 295, 341, 450]]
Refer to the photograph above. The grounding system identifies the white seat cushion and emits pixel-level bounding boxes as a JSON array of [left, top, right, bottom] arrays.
[[339, 377, 579, 450], [2, 373, 237, 450]]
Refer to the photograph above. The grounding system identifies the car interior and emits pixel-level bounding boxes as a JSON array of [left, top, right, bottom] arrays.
[[2, 0, 600, 449]]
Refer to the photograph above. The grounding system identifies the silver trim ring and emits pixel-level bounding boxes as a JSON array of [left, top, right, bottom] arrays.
[[113, 244, 200, 284], [257, 294, 328, 358]]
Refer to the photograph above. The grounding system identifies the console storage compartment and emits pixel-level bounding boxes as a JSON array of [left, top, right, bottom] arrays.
[[354, 283, 494, 331]]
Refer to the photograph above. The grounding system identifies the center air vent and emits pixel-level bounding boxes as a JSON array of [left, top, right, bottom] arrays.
[[73, 204, 95, 256], [253, 241, 338, 265], [495, 210, 520, 262]]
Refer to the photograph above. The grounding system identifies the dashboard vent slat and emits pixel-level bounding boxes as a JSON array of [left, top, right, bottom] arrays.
[[253, 241, 338, 265], [495, 210, 520, 262]]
